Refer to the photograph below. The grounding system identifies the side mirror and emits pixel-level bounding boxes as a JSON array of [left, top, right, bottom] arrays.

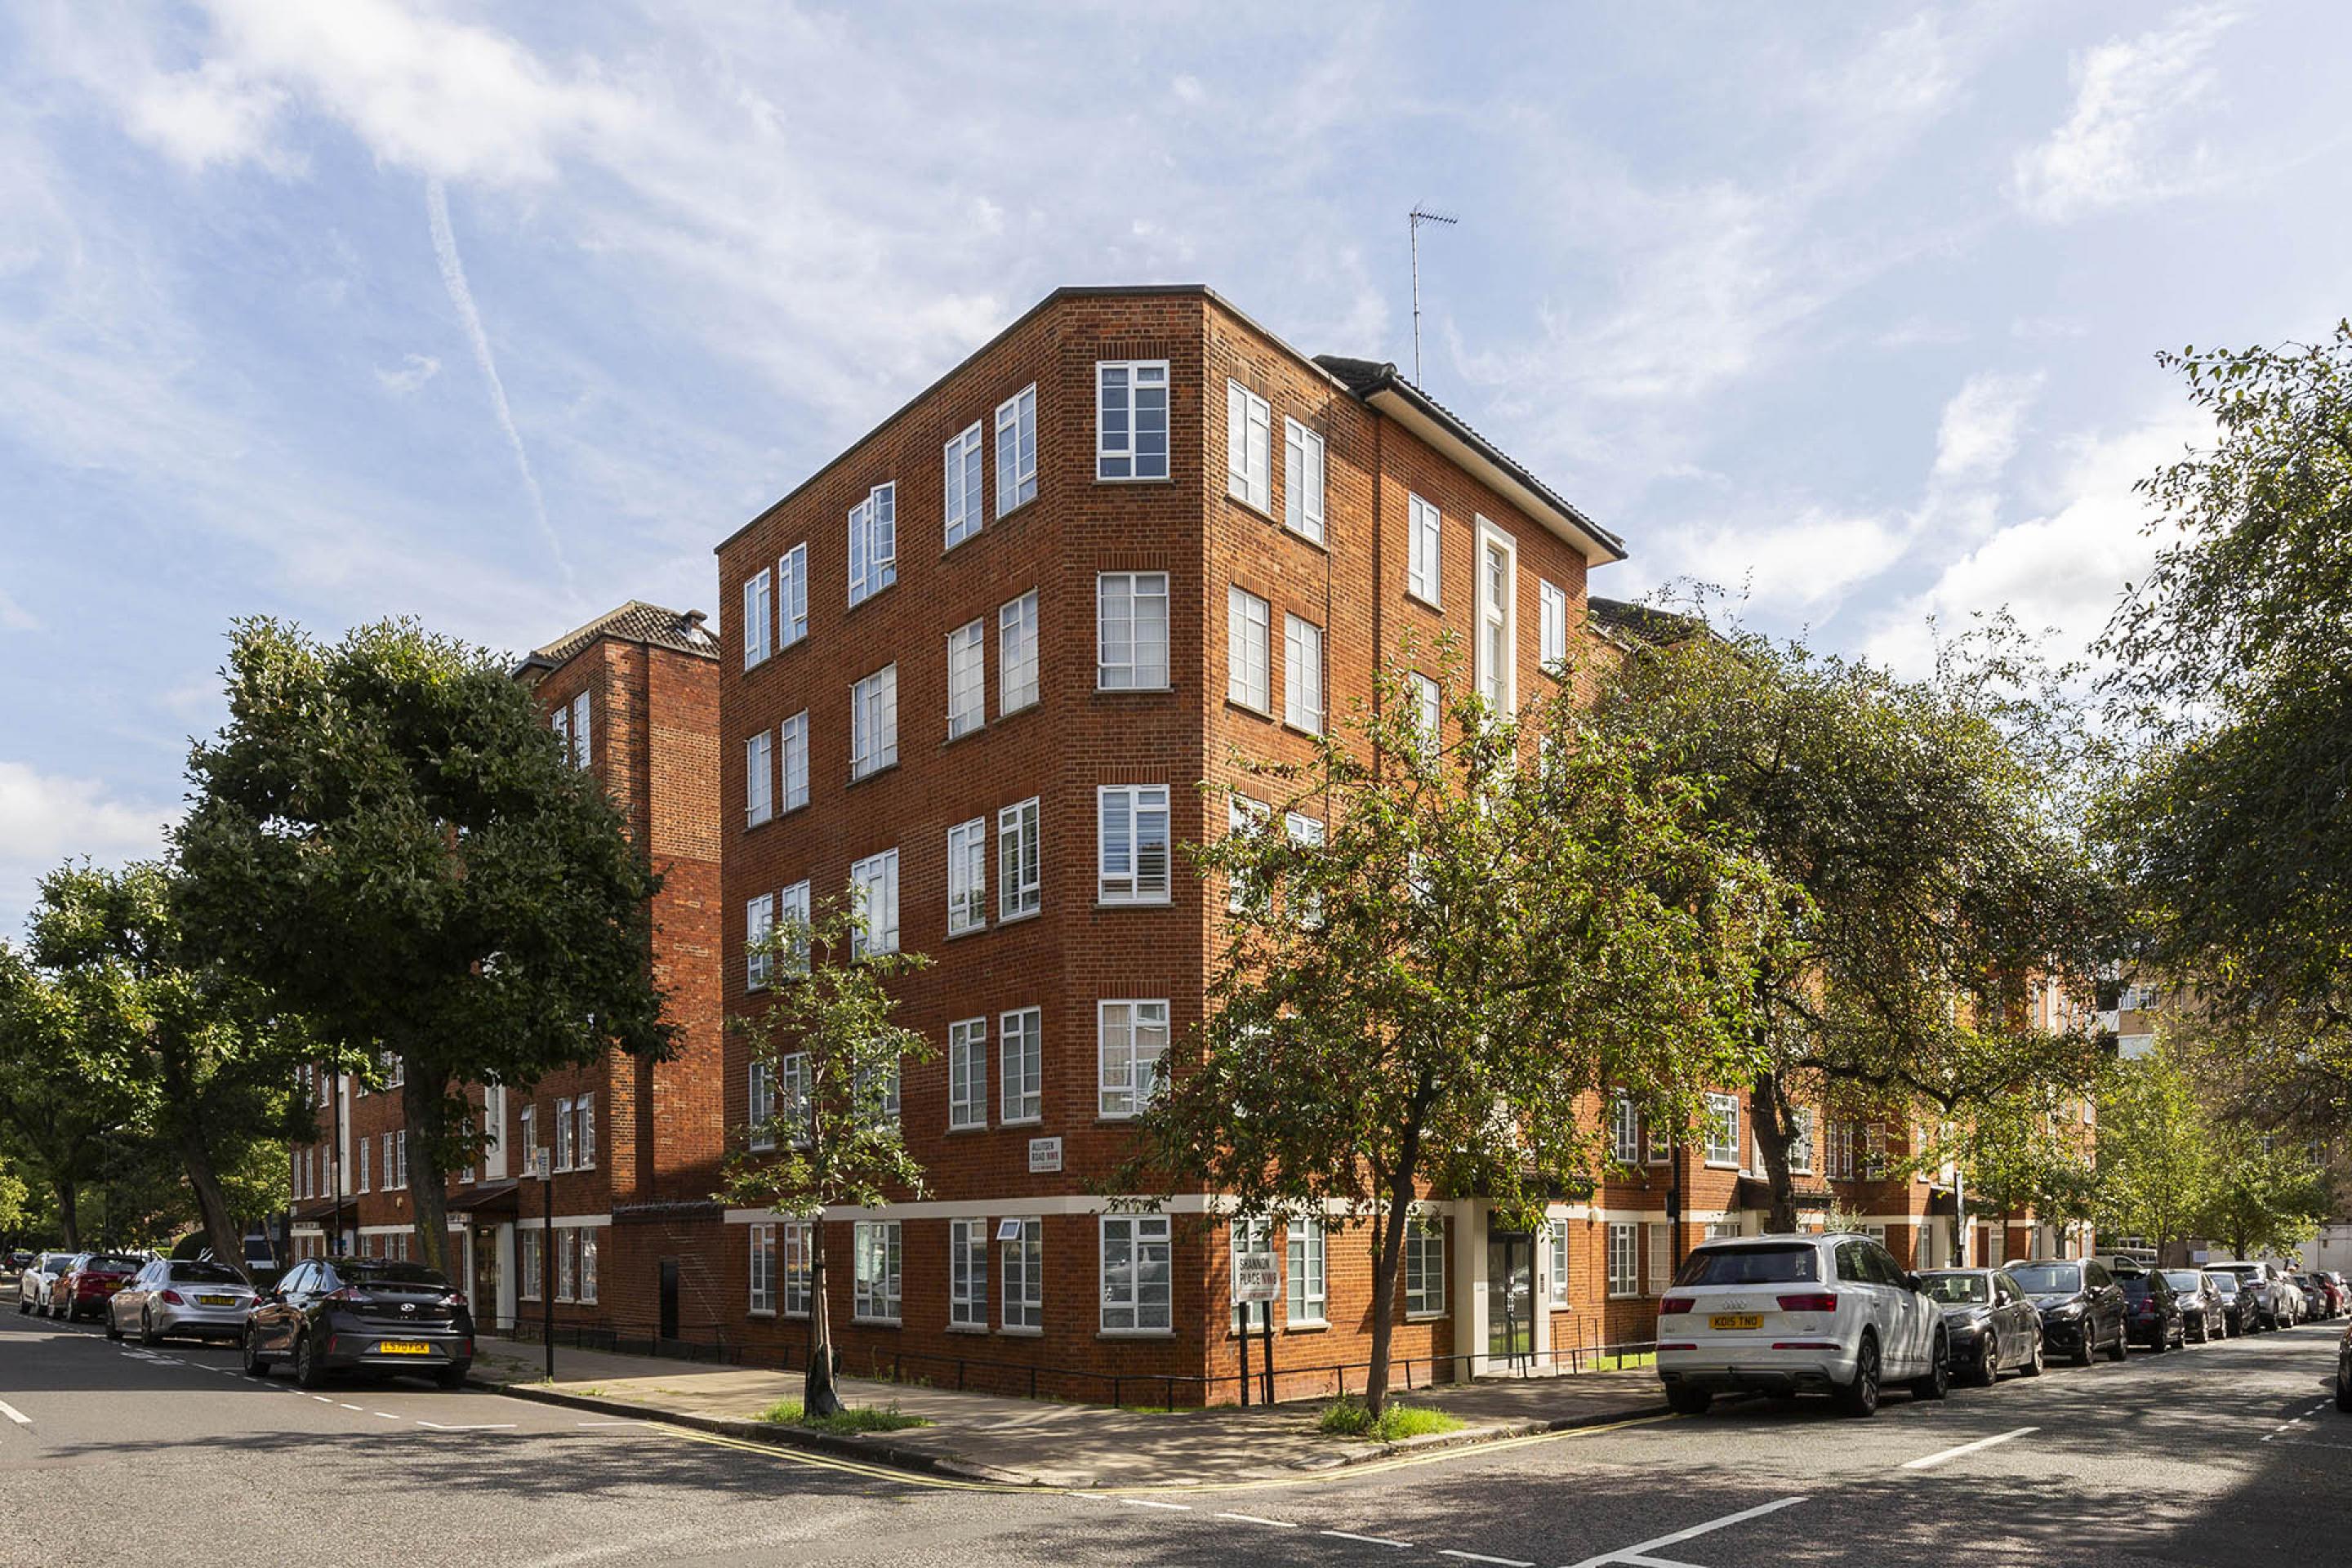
[[1906, 1272, 1924, 1292]]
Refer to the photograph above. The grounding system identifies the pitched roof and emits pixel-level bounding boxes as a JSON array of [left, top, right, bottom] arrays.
[[514, 600, 718, 677], [1587, 595, 1706, 647]]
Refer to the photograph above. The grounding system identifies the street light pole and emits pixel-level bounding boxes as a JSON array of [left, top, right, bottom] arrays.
[[537, 1146, 554, 1383]]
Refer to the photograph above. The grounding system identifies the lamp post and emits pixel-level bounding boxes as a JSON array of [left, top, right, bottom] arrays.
[[532, 1145, 554, 1383]]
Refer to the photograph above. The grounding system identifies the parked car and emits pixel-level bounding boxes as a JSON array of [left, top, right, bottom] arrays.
[[5, 1250, 32, 1271], [49, 1252, 142, 1321], [105, 1258, 255, 1344], [2163, 1270, 2226, 1343], [2277, 1272, 2309, 1325], [17, 1253, 74, 1315], [2009, 1258, 2128, 1366], [2211, 1262, 2290, 1330], [2338, 1319, 2352, 1414], [243, 1256, 474, 1390], [2119, 1271, 2187, 1352], [2297, 1273, 2344, 1319], [1655, 1232, 1948, 1419], [2207, 1271, 2250, 1335], [1917, 1267, 2045, 1384]]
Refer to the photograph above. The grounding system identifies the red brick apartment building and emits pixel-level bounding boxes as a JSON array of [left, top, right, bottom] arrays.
[[287, 602, 727, 1338]]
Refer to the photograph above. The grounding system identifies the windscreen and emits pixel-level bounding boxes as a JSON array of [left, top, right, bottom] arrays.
[[1921, 1273, 1989, 1304], [2118, 1276, 2155, 1300], [346, 1263, 450, 1289], [1672, 1245, 1819, 1287], [84, 1254, 141, 1272], [2008, 1263, 2082, 1294], [2161, 1272, 2203, 1291], [168, 1262, 246, 1284]]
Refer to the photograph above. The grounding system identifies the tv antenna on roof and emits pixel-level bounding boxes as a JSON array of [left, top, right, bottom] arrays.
[[1409, 205, 1458, 385]]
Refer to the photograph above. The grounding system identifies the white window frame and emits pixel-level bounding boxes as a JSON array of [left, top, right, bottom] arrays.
[[569, 691, 590, 769], [947, 817, 988, 936], [1647, 1222, 1672, 1295], [848, 482, 897, 607], [947, 618, 986, 739], [998, 590, 1040, 715], [944, 421, 985, 550], [1002, 1217, 1043, 1331], [556, 1227, 577, 1302], [519, 1229, 541, 1299], [1095, 572, 1169, 691], [996, 382, 1038, 515], [1704, 1092, 1740, 1168], [1000, 1006, 1043, 1124], [778, 711, 809, 813], [1097, 998, 1169, 1118], [1227, 794, 1267, 914], [573, 1094, 595, 1170], [949, 1218, 990, 1329], [777, 1052, 809, 1147], [850, 664, 898, 780], [1538, 578, 1569, 673], [1407, 492, 1441, 606], [997, 797, 1041, 921], [1403, 1215, 1446, 1319], [1610, 1094, 1641, 1165], [749, 1222, 776, 1313], [1226, 585, 1272, 713], [1548, 1218, 1570, 1308], [745, 729, 774, 826], [776, 880, 811, 976], [782, 1219, 813, 1316], [1226, 379, 1272, 511], [743, 566, 773, 668], [852, 1220, 902, 1324], [1475, 518, 1518, 715], [1099, 1213, 1172, 1333], [1283, 613, 1325, 734], [1284, 416, 1325, 544], [1286, 1217, 1327, 1326], [747, 1060, 777, 1152], [746, 892, 776, 991], [849, 849, 899, 956], [777, 543, 808, 649], [553, 1099, 574, 1171], [1410, 671, 1441, 754], [1606, 1222, 1638, 1298], [1788, 1108, 1816, 1174], [947, 1017, 988, 1130], [1096, 784, 1171, 904], [1096, 360, 1170, 482]]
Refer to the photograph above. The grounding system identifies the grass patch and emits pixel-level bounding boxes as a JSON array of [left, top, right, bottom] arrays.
[[1315, 1396, 1468, 1443], [754, 1398, 933, 1435]]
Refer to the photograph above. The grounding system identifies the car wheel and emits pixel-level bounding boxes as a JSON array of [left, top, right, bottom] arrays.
[[14, 1296, 25, 1315], [293, 1330, 327, 1390], [105, 1307, 122, 1342], [436, 1364, 470, 1392], [139, 1310, 160, 1348], [2149, 1321, 2167, 1355], [2339, 1360, 2352, 1414], [2021, 1332, 2044, 1378], [1838, 1332, 1882, 1418], [2073, 1325, 2096, 1367], [242, 1327, 271, 1378], [1911, 1329, 1951, 1401], [1665, 1384, 1713, 1416], [1974, 1336, 2001, 1388], [2107, 1321, 2128, 1362]]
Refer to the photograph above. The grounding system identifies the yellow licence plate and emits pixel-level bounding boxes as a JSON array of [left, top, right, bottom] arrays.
[[1709, 1313, 1763, 1331], [376, 1340, 432, 1356], [198, 1294, 235, 1307]]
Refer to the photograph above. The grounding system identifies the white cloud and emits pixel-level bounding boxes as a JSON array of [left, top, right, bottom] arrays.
[[0, 761, 180, 934], [1668, 507, 1913, 612], [1932, 371, 2043, 483], [0, 586, 38, 631], [2012, 5, 2241, 221], [374, 352, 441, 395]]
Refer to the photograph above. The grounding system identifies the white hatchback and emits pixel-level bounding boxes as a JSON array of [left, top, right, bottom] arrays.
[[1655, 1232, 1949, 1417]]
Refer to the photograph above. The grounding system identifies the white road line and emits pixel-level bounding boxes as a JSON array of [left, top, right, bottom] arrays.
[[1213, 1512, 1298, 1529], [0, 1400, 30, 1426], [416, 1421, 517, 1431], [372, 1410, 401, 1420], [1441, 1552, 1535, 1566], [339, 1403, 363, 1410], [1325, 1530, 1415, 1548], [311, 1396, 332, 1403], [1561, 1494, 1808, 1568], [1120, 1498, 1192, 1511], [1902, 1426, 2040, 1471]]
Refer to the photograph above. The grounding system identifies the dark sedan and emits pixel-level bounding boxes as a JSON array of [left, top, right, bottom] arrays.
[[2160, 1270, 2225, 1343], [243, 1256, 474, 1390], [1918, 1267, 2044, 1384], [2120, 1272, 2187, 1352], [2207, 1271, 2249, 1335], [2010, 1258, 2128, 1366]]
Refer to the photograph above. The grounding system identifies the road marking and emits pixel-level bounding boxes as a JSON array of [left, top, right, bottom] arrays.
[[1120, 1498, 1192, 1511], [311, 1396, 333, 1403], [0, 1400, 30, 1425], [1561, 1495, 1808, 1568], [1440, 1552, 1535, 1566], [416, 1421, 517, 1431], [339, 1403, 363, 1410], [1325, 1530, 1415, 1548], [1902, 1426, 2039, 1470], [372, 1411, 401, 1420], [1214, 1512, 1298, 1528]]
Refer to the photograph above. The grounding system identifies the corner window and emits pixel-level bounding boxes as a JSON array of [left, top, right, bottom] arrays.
[[998, 590, 1040, 715], [1002, 1218, 1043, 1330], [1100, 1214, 1171, 1331], [749, 1223, 776, 1313], [947, 1018, 987, 1129], [996, 797, 1041, 920], [1407, 493, 1441, 606], [850, 664, 898, 779], [1097, 784, 1171, 903], [1097, 998, 1169, 1118], [944, 422, 985, 550], [947, 619, 986, 739], [1610, 1094, 1640, 1165], [947, 817, 988, 936], [1538, 578, 1568, 673], [747, 1061, 777, 1152], [848, 482, 897, 607], [743, 567, 773, 668], [1097, 361, 1169, 481], [1410, 672, 1441, 753], [745, 730, 773, 826], [778, 712, 809, 813], [1282, 613, 1325, 734], [1225, 380, 1271, 511], [745, 893, 777, 990], [1283, 417, 1325, 544], [1096, 572, 1169, 690], [1226, 586, 1271, 712], [996, 383, 1038, 515], [775, 880, 811, 976], [1475, 519, 1517, 713], [1000, 1006, 1042, 1123], [777, 543, 808, 649], [849, 849, 899, 956], [1403, 1216, 1446, 1318]]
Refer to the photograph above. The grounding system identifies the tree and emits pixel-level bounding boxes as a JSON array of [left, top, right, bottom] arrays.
[[1597, 606, 2116, 1232], [0, 943, 131, 1248], [2201, 1129, 2328, 1263], [1922, 1080, 2098, 1254], [176, 617, 671, 1276], [2098, 326, 2352, 1090], [2091, 1050, 2216, 1260], [716, 898, 932, 1419], [25, 860, 310, 1271], [1130, 650, 1781, 1414]]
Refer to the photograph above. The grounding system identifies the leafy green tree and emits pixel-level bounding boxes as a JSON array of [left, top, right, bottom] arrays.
[[1597, 607, 2116, 1232], [1130, 651, 1781, 1414], [2098, 326, 2352, 1094], [25, 860, 310, 1271], [716, 898, 931, 1419], [1922, 1080, 2099, 1255], [176, 617, 671, 1275], [2092, 1049, 2216, 1259], [0, 943, 131, 1248], [2201, 1127, 2329, 1263]]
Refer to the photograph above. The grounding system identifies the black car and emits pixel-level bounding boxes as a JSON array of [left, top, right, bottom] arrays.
[[242, 1257, 473, 1390], [2119, 1272, 2187, 1352], [2338, 1319, 2352, 1413], [2161, 1270, 2225, 1343], [2010, 1258, 2128, 1366], [1917, 1267, 2045, 1384], [2206, 1271, 2249, 1335]]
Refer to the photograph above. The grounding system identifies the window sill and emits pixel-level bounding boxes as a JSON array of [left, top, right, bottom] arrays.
[[1227, 490, 1275, 524], [946, 1122, 989, 1135], [746, 1308, 777, 1320], [1405, 590, 1444, 615], [993, 493, 1040, 528], [1281, 523, 1329, 554], [1286, 1320, 1329, 1334], [846, 760, 901, 789], [1404, 1311, 1448, 1323], [996, 906, 1043, 929], [851, 1316, 902, 1329], [1000, 1325, 1044, 1338], [1000, 1116, 1043, 1129], [1281, 720, 1325, 742], [946, 1322, 990, 1335], [1098, 1329, 1176, 1339], [1095, 474, 1174, 486], [996, 697, 1040, 724], [946, 924, 988, 942], [944, 724, 987, 748], [1093, 684, 1177, 697], [1094, 898, 1174, 911], [845, 581, 898, 616], [1704, 1160, 1739, 1171], [1224, 697, 1276, 724]]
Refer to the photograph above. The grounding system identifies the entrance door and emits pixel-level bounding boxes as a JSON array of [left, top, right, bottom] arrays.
[[1486, 1236, 1532, 1363], [658, 1258, 680, 1341]]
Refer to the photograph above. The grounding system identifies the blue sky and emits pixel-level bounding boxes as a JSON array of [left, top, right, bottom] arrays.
[[3, 0, 2347, 934]]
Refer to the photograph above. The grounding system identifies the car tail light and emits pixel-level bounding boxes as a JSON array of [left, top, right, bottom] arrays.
[[1777, 1293, 1840, 1313], [1772, 1341, 1840, 1350], [160, 1290, 185, 1306], [1657, 1342, 1697, 1352], [1659, 1297, 1695, 1315]]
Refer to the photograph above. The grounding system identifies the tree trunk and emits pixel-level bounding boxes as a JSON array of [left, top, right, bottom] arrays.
[[1361, 1177, 1417, 1416], [403, 1069, 456, 1277], [804, 1218, 842, 1418], [176, 1125, 247, 1274], [1751, 1071, 1799, 1233], [53, 1178, 79, 1250]]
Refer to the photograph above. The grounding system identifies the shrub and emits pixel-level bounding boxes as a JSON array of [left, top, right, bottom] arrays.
[[1316, 1396, 1466, 1442], [754, 1399, 933, 1434]]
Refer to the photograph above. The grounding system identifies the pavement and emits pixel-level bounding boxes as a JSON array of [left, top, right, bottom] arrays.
[[465, 1335, 1671, 1486], [6, 1276, 2352, 1567]]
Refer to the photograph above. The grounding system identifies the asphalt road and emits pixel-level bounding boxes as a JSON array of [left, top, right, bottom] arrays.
[[2, 1283, 2348, 1567]]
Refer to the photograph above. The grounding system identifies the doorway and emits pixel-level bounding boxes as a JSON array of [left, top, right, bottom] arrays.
[[658, 1258, 680, 1341], [1486, 1234, 1532, 1365]]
